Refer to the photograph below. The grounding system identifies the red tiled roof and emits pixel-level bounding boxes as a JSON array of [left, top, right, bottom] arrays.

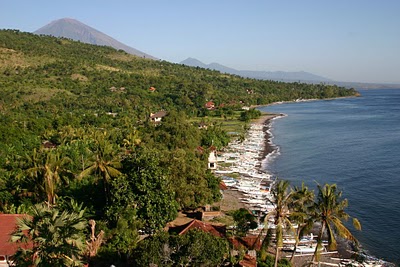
[[169, 219, 226, 238], [0, 214, 32, 256], [196, 146, 205, 154], [239, 254, 257, 267], [228, 235, 262, 250], [204, 101, 215, 108]]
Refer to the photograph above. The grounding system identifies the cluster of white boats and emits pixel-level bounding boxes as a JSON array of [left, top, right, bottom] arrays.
[[215, 124, 276, 215], [214, 122, 389, 265], [215, 123, 327, 254]]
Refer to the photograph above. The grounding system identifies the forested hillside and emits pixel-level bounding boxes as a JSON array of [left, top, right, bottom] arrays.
[[0, 30, 358, 266]]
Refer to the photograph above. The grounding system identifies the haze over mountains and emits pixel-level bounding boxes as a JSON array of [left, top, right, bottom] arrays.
[[180, 58, 400, 89], [180, 57, 332, 83], [34, 18, 157, 59], [33, 18, 399, 89]]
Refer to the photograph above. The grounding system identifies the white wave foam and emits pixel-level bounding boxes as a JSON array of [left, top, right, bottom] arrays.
[[260, 114, 286, 171]]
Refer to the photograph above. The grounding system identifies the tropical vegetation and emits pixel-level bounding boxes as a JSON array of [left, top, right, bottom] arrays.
[[310, 183, 361, 265], [11, 202, 87, 267], [0, 29, 362, 266], [263, 181, 361, 267]]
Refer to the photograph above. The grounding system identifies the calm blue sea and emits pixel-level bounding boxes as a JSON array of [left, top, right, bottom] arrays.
[[259, 89, 400, 265]]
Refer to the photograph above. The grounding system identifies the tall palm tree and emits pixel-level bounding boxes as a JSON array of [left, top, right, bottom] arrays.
[[11, 203, 87, 267], [25, 149, 72, 207], [310, 183, 361, 265], [265, 180, 296, 267], [79, 131, 122, 204], [289, 182, 315, 263]]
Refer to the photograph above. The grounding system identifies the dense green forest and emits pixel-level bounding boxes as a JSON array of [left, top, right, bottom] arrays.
[[0, 30, 359, 266]]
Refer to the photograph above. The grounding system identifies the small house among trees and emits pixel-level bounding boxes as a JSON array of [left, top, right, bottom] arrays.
[[41, 140, 57, 149], [204, 101, 215, 110], [198, 122, 208, 129], [246, 89, 254, 94], [208, 147, 218, 170], [167, 219, 259, 266], [168, 219, 226, 238], [150, 111, 167, 123]]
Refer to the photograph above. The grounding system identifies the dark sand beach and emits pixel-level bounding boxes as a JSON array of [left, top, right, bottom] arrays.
[[223, 113, 365, 267], [254, 113, 282, 161]]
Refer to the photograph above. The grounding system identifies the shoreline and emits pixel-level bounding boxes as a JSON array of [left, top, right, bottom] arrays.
[[248, 112, 394, 267], [217, 113, 348, 266], [209, 107, 394, 266], [250, 95, 361, 109], [252, 112, 285, 172]]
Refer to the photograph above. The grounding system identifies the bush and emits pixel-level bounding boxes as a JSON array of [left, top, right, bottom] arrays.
[[257, 253, 292, 267]]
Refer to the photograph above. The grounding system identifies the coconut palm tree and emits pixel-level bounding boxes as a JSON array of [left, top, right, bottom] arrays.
[[25, 149, 72, 207], [11, 203, 87, 267], [265, 180, 296, 267], [310, 183, 361, 266], [289, 182, 315, 263], [79, 131, 122, 204]]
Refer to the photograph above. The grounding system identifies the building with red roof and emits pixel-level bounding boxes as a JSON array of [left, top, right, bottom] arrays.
[[228, 235, 262, 251], [167, 219, 261, 265], [0, 214, 32, 266], [204, 101, 215, 110], [239, 254, 257, 267], [168, 219, 226, 238]]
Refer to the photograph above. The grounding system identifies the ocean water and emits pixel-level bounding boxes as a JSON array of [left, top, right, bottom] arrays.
[[259, 89, 400, 265]]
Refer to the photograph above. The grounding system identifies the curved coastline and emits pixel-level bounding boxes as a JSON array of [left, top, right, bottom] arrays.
[[258, 113, 287, 171], [216, 109, 394, 266], [221, 113, 357, 265]]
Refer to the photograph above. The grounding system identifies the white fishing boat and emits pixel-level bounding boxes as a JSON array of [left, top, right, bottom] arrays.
[[282, 238, 297, 245], [241, 198, 265, 204], [244, 193, 270, 200], [290, 244, 324, 253], [299, 233, 314, 244], [235, 186, 262, 194], [247, 171, 271, 180], [222, 180, 237, 187], [256, 203, 275, 210]]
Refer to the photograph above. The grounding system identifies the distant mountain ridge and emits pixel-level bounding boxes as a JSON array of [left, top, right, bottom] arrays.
[[180, 57, 332, 83], [35, 18, 156, 59]]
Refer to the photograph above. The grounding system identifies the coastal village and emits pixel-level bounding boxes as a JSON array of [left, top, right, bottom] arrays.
[[0, 113, 388, 267], [156, 113, 387, 267], [166, 115, 388, 267], [0, 29, 395, 267]]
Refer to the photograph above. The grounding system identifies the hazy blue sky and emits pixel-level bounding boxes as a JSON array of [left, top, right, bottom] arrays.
[[1, 0, 399, 83]]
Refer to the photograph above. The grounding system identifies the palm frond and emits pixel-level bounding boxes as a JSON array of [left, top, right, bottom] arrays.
[[78, 165, 97, 179]]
